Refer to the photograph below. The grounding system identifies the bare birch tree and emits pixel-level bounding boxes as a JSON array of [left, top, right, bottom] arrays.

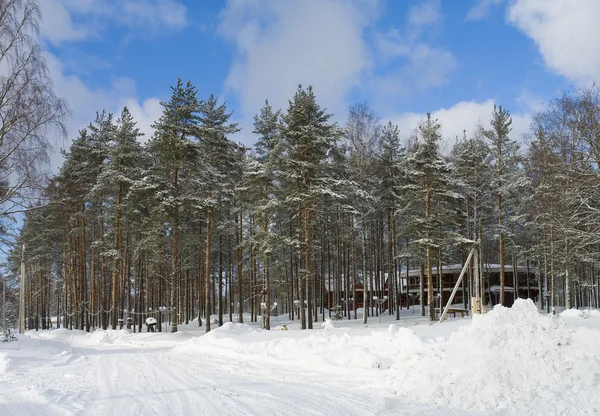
[[0, 0, 68, 216]]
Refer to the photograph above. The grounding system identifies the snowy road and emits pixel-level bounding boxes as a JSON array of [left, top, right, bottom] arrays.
[[3, 300, 599, 416], [0, 337, 487, 416]]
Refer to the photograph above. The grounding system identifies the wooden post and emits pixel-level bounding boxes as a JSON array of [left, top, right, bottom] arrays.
[[440, 246, 475, 323], [473, 244, 481, 315], [19, 245, 26, 334], [2, 279, 5, 331]]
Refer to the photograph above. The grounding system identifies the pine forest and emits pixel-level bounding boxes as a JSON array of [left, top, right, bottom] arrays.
[[5, 76, 600, 333]]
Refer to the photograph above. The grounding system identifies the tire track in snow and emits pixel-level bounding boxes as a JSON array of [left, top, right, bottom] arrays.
[[80, 344, 399, 416], [0, 349, 95, 416], [2, 340, 498, 416]]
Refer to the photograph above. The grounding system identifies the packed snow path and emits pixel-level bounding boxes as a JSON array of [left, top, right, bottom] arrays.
[[2, 300, 600, 415], [0, 336, 480, 416]]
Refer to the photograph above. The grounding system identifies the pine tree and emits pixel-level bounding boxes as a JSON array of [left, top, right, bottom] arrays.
[[57, 112, 113, 330], [378, 122, 405, 319], [451, 130, 493, 243], [247, 100, 281, 330], [281, 85, 343, 329], [94, 107, 147, 329], [147, 79, 203, 333], [343, 103, 381, 324], [484, 105, 522, 306], [401, 114, 456, 321], [197, 93, 240, 332]]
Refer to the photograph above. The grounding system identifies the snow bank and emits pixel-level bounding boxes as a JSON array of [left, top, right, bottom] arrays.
[[560, 308, 600, 319], [176, 299, 600, 414], [176, 322, 395, 370], [0, 352, 8, 376], [32, 327, 193, 348], [36, 328, 128, 346], [388, 299, 600, 415]]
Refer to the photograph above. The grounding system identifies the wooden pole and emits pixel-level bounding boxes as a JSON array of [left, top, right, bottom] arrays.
[[474, 244, 481, 315], [2, 279, 5, 331], [440, 246, 475, 323], [19, 245, 26, 334]]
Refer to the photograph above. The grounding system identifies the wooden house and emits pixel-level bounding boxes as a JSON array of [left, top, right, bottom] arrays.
[[322, 263, 538, 311], [403, 263, 539, 308]]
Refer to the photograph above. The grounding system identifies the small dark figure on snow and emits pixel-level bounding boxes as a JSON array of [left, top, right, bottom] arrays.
[[145, 317, 157, 332]]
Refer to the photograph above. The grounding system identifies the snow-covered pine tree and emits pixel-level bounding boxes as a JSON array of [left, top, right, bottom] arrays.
[[57, 112, 113, 330], [401, 114, 457, 321], [343, 103, 381, 324], [281, 85, 343, 330], [377, 121, 405, 319], [484, 105, 522, 306], [197, 93, 240, 332], [94, 107, 147, 330], [450, 129, 494, 304], [247, 100, 282, 330], [146, 79, 203, 333]]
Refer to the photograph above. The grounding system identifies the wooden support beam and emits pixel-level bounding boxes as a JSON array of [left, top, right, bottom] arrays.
[[439, 246, 475, 323]]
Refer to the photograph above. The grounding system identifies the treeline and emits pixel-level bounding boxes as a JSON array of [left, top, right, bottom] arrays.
[[7, 81, 600, 332]]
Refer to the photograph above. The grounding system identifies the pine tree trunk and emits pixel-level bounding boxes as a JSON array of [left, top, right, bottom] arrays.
[[298, 205, 306, 329], [426, 183, 435, 321], [218, 235, 223, 327], [352, 216, 357, 320], [90, 220, 96, 329], [551, 228, 555, 314], [236, 213, 243, 323], [261, 214, 271, 330], [100, 206, 107, 329], [228, 235, 233, 323], [205, 207, 212, 332], [362, 223, 369, 324], [306, 204, 313, 329], [80, 209, 88, 331], [565, 236, 572, 309], [419, 263, 425, 317], [498, 146, 505, 306]]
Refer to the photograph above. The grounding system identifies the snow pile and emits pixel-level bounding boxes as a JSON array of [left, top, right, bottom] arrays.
[[72, 329, 117, 346], [170, 301, 600, 414], [202, 321, 258, 339], [33, 328, 117, 346], [0, 352, 8, 376], [388, 299, 600, 415], [33, 327, 193, 348], [560, 308, 600, 319], [177, 323, 394, 370], [321, 317, 335, 331], [318, 345, 393, 370]]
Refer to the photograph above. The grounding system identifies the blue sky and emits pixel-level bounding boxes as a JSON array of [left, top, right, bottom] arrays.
[[40, 0, 600, 162]]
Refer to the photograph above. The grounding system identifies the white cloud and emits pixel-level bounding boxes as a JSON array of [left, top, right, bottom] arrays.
[[40, 0, 187, 45], [467, 0, 599, 84], [466, 0, 505, 20], [44, 52, 162, 171], [388, 99, 531, 153], [369, 1, 456, 102], [405, 44, 457, 89], [408, 0, 442, 30], [39, 0, 89, 45], [116, 0, 187, 30], [507, 0, 600, 84], [218, 0, 379, 119], [37, 0, 182, 171], [371, 29, 457, 100], [217, 0, 459, 131]]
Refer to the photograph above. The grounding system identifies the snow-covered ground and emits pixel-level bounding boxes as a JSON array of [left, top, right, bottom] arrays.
[[1, 299, 599, 416]]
